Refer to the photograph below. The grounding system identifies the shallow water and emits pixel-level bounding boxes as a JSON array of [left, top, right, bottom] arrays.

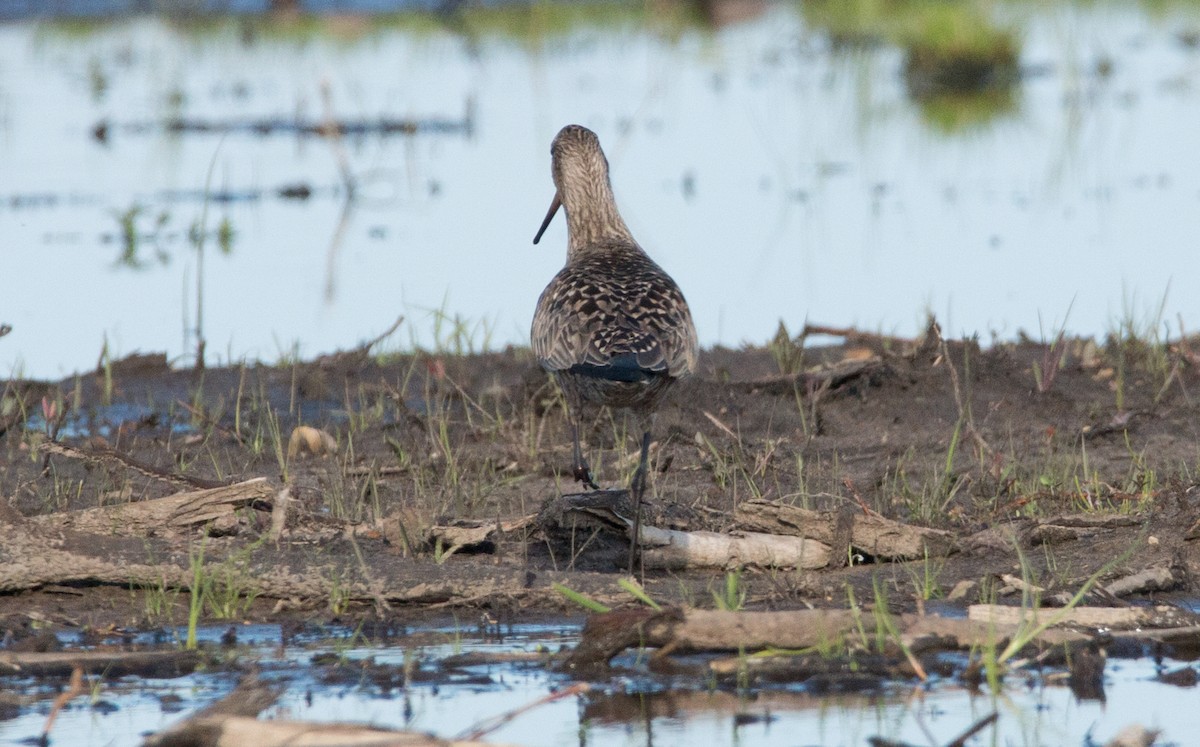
[[1, 621, 1195, 746], [1, 3, 1199, 379]]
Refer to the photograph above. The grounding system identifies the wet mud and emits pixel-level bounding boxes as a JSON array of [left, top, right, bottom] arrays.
[[2, 325, 1200, 743]]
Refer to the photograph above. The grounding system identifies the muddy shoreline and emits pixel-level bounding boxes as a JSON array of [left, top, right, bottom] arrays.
[[3, 324, 1200, 742], [3, 324, 1198, 625]]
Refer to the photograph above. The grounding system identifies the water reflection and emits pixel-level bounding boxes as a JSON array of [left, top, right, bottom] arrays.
[[1, 2, 1199, 378], [4, 621, 1193, 746]]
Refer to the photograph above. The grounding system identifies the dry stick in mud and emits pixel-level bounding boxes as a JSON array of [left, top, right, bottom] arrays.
[[38, 440, 228, 490], [564, 607, 1178, 672], [735, 499, 958, 561], [801, 322, 923, 350], [565, 608, 871, 669], [968, 603, 1200, 631], [1, 650, 204, 678], [0, 508, 557, 608], [539, 490, 832, 570], [542, 490, 954, 570], [23, 477, 272, 537], [730, 355, 887, 396], [638, 525, 831, 570]]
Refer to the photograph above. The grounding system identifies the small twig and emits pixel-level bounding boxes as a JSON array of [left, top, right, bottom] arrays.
[[457, 682, 590, 741], [942, 711, 998, 747], [42, 665, 84, 741], [702, 410, 738, 440], [358, 315, 405, 355], [801, 323, 919, 349], [841, 477, 883, 518]]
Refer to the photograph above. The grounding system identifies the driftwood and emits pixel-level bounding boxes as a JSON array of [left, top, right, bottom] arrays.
[[565, 608, 870, 669], [0, 649, 203, 678], [540, 493, 952, 570], [729, 356, 889, 396], [25, 478, 273, 537], [899, 614, 1088, 651], [1102, 566, 1180, 597], [0, 511, 525, 606], [1028, 513, 1144, 546], [968, 604, 1200, 630], [38, 440, 226, 489], [426, 515, 538, 557], [736, 499, 957, 560], [566, 607, 1112, 671], [640, 525, 830, 570], [539, 492, 833, 570]]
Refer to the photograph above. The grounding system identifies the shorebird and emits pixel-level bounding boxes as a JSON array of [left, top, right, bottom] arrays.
[[531, 124, 698, 571]]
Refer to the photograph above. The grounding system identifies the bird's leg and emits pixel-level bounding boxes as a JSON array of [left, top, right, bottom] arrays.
[[571, 421, 599, 490], [627, 429, 652, 575]]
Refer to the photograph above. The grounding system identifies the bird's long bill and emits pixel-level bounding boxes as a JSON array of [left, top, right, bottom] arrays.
[[532, 193, 562, 245]]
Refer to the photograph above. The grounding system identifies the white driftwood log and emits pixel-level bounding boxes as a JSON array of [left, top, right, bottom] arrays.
[[639, 526, 830, 570]]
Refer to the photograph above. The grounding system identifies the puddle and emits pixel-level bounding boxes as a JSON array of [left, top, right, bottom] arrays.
[[1, 621, 1195, 746], [2, 624, 1200, 744], [2, 3, 1200, 378]]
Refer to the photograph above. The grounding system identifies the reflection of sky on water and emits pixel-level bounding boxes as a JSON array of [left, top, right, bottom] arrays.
[[1, 5, 1198, 379], [5, 621, 1193, 746]]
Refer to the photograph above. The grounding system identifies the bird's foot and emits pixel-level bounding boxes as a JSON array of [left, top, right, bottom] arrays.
[[574, 465, 600, 490]]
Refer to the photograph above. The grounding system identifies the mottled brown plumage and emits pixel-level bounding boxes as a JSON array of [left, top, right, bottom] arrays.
[[530, 124, 697, 571]]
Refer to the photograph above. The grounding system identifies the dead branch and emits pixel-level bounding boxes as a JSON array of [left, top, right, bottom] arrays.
[[0, 650, 203, 678], [640, 525, 830, 570], [1102, 566, 1180, 597], [565, 608, 871, 669], [801, 323, 921, 349], [38, 440, 227, 489], [730, 357, 888, 396], [426, 516, 537, 558], [25, 478, 273, 537], [736, 500, 957, 560], [967, 603, 1200, 630]]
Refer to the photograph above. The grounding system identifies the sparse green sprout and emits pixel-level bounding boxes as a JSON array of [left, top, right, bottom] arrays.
[[552, 583, 611, 614], [712, 569, 747, 612]]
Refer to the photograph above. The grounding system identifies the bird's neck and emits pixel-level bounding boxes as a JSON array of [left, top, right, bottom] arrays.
[[563, 180, 635, 258]]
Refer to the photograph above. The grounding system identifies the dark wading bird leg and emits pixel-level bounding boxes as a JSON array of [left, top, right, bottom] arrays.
[[627, 429, 652, 575], [571, 421, 599, 490]]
